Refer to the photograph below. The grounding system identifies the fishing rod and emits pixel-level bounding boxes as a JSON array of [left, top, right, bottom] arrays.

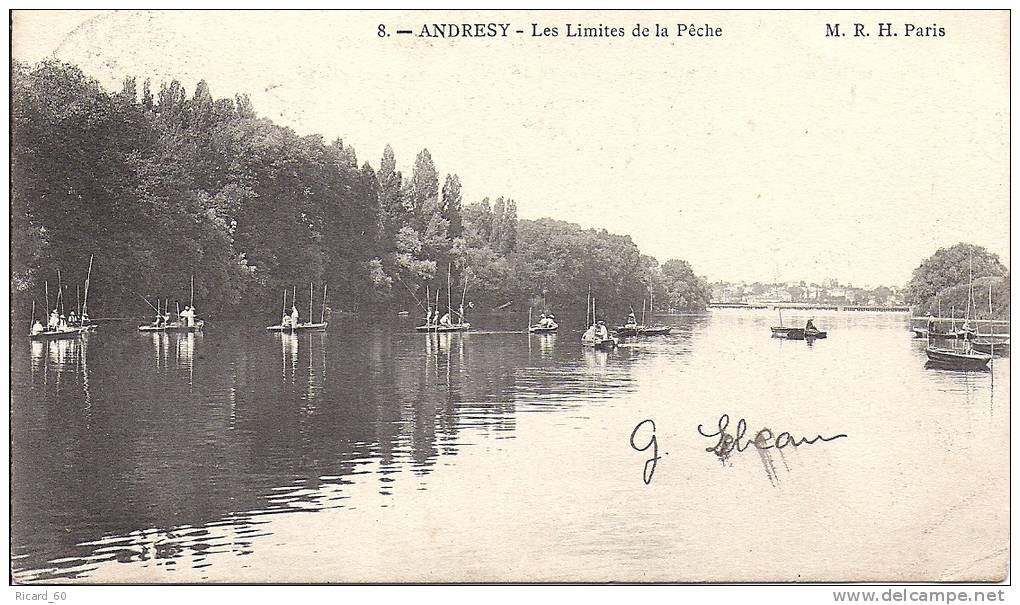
[[82, 254, 94, 319], [394, 274, 428, 312], [321, 284, 327, 324]]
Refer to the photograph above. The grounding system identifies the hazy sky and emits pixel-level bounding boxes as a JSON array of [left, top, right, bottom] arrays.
[[12, 10, 1010, 287]]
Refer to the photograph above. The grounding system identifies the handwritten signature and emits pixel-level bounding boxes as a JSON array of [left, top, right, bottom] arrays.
[[697, 413, 847, 459], [629, 419, 666, 485]]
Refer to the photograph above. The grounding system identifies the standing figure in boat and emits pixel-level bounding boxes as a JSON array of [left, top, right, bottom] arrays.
[[68, 311, 77, 326], [290, 304, 300, 327], [927, 314, 936, 334], [625, 311, 638, 327], [597, 321, 609, 340], [48, 309, 59, 330]]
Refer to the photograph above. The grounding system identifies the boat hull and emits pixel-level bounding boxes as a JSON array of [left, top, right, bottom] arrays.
[[637, 326, 672, 336], [970, 341, 1009, 356], [925, 346, 991, 369], [30, 326, 90, 339], [529, 324, 558, 333], [415, 323, 471, 333], [772, 327, 826, 340], [138, 320, 205, 332], [266, 322, 328, 332], [582, 336, 618, 350], [614, 326, 639, 337]]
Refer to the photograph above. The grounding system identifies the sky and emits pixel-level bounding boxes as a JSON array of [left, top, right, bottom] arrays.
[[11, 10, 1010, 287]]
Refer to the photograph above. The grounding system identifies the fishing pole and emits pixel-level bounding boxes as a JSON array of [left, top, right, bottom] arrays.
[[394, 274, 428, 312]]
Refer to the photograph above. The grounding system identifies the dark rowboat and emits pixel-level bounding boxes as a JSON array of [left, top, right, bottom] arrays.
[[637, 325, 672, 336], [925, 346, 991, 370], [772, 327, 826, 340], [266, 322, 328, 332], [614, 325, 639, 337], [970, 341, 1009, 356]]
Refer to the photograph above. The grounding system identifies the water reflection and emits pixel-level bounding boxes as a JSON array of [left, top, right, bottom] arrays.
[[10, 311, 1008, 583]]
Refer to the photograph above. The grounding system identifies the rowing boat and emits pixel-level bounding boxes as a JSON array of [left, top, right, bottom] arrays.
[[925, 346, 991, 370], [416, 323, 471, 333], [30, 325, 91, 340], [138, 320, 205, 332], [529, 323, 558, 333], [970, 341, 1009, 356], [582, 334, 618, 350], [266, 322, 328, 332], [637, 325, 672, 336]]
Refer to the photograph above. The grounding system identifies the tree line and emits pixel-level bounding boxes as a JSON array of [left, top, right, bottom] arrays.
[[904, 243, 1009, 320], [12, 60, 711, 320]]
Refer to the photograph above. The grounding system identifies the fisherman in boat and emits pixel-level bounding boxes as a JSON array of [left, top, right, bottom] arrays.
[[626, 311, 637, 327], [68, 311, 78, 326], [927, 314, 936, 334], [31, 320, 44, 335], [597, 321, 609, 340], [290, 305, 300, 328], [189, 306, 198, 327], [439, 311, 452, 327], [281, 311, 292, 329], [48, 309, 59, 330], [58, 314, 69, 329], [537, 313, 548, 327], [805, 318, 817, 332], [583, 323, 597, 341]]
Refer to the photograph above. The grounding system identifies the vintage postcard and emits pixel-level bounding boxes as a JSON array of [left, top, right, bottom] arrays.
[[8, 9, 1010, 587]]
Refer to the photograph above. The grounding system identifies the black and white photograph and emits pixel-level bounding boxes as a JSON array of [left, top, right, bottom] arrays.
[[8, 9, 1011, 591]]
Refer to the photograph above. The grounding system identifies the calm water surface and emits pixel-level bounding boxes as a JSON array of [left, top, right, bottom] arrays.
[[11, 310, 1009, 582]]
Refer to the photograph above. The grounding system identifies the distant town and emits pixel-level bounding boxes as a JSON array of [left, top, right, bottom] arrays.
[[708, 279, 908, 310]]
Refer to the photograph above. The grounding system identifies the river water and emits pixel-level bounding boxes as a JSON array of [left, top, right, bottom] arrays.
[[10, 310, 1009, 583]]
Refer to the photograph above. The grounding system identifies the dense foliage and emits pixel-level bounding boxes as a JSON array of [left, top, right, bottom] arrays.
[[12, 60, 711, 319], [905, 243, 1008, 318]]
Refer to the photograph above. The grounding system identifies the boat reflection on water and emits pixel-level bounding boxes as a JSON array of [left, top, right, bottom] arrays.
[[528, 332, 557, 359], [275, 330, 328, 411]]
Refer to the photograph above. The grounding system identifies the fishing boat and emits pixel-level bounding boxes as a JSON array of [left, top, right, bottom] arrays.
[[637, 288, 672, 336], [30, 258, 97, 340], [780, 327, 828, 340], [925, 346, 991, 370], [416, 265, 471, 332], [970, 341, 1009, 356], [528, 308, 559, 333], [266, 283, 329, 332], [969, 280, 1009, 356], [771, 308, 826, 340], [139, 320, 206, 333], [138, 276, 204, 332], [912, 327, 970, 339], [529, 322, 558, 334], [923, 254, 991, 370], [582, 289, 618, 349]]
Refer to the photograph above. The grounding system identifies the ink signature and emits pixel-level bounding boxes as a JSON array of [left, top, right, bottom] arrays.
[[697, 413, 847, 459], [630, 419, 666, 485]]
